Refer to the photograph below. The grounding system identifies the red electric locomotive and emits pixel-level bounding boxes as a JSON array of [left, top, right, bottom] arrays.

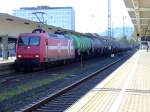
[[15, 29, 75, 70]]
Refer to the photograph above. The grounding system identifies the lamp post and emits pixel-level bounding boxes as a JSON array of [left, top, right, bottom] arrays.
[[123, 16, 126, 38], [108, 0, 111, 40], [108, 0, 114, 57]]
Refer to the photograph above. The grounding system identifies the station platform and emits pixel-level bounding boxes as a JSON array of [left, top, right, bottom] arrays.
[[0, 57, 15, 75], [0, 57, 15, 64], [65, 50, 150, 112]]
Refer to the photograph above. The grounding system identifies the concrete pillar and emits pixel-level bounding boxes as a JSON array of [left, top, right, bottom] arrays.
[[138, 37, 142, 49], [1, 36, 8, 60], [140, 41, 142, 49]]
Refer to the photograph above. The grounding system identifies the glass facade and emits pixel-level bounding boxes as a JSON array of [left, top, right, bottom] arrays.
[[13, 6, 75, 30]]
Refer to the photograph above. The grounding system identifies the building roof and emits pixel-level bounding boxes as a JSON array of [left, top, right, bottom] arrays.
[[123, 0, 150, 37], [20, 6, 73, 10], [0, 13, 62, 37]]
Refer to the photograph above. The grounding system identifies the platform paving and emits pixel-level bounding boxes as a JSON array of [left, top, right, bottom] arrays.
[[65, 50, 150, 112]]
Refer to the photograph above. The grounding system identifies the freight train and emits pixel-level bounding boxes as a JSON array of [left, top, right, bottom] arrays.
[[15, 29, 130, 71]]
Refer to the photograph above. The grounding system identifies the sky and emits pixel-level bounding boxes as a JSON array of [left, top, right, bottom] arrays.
[[0, 0, 133, 33]]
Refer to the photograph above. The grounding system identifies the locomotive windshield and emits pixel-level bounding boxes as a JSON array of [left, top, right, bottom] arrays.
[[18, 36, 40, 46]]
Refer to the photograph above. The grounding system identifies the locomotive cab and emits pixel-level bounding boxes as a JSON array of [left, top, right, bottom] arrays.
[[15, 28, 75, 71], [17, 35, 40, 58], [15, 30, 45, 70]]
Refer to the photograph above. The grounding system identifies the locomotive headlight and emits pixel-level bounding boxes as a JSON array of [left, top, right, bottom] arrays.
[[35, 54, 40, 58], [17, 54, 22, 58]]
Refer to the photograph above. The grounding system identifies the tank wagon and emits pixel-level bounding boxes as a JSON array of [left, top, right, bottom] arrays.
[[64, 32, 113, 57], [15, 29, 130, 70]]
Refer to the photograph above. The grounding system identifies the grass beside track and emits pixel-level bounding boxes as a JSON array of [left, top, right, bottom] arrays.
[[0, 74, 68, 102], [0, 65, 85, 102]]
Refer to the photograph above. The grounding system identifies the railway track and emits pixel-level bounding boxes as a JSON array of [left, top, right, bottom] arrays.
[[0, 71, 36, 85], [18, 53, 132, 112], [0, 64, 60, 85]]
